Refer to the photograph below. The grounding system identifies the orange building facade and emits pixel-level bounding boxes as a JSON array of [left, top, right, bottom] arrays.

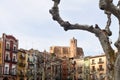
[[17, 49, 27, 80]]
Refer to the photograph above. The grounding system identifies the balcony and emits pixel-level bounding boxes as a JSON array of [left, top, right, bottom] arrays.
[[13, 49, 18, 53], [97, 68, 104, 71], [10, 71, 16, 76], [98, 61, 104, 64], [91, 69, 96, 73], [91, 62, 96, 65], [12, 59, 17, 63], [4, 70, 9, 75], [4, 57, 11, 62], [5, 46, 10, 51]]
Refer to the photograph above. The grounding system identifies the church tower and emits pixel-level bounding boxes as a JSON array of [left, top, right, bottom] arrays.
[[70, 37, 77, 58]]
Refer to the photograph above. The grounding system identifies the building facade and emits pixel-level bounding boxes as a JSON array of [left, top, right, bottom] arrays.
[[74, 58, 84, 80], [50, 37, 84, 58], [84, 56, 90, 80], [17, 49, 27, 80], [50, 38, 84, 80], [90, 55, 107, 80], [0, 38, 3, 79], [26, 49, 38, 80], [61, 58, 69, 80], [2, 33, 18, 80]]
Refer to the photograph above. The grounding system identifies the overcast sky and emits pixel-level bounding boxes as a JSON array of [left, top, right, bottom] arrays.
[[0, 0, 118, 56]]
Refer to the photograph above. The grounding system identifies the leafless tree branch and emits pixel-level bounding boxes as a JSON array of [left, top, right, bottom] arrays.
[[105, 10, 112, 36], [99, 0, 120, 20], [49, 0, 117, 80], [49, 0, 114, 52]]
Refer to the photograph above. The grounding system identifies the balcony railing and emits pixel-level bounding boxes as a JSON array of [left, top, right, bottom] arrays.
[[91, 62, 96, 65], [91, 69, 96, 73], [4, 70, 9, 75], [5, 46, 10, 51], [12, 59, 17, 63], [13, 50, 18, 53], [97, 68, 104, 71], [10, 72, 16, 76], [5, 57, 11, 62], [98, 61, 104, 64]]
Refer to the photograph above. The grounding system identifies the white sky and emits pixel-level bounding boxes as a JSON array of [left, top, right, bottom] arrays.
[[0, 0, 118, 56]]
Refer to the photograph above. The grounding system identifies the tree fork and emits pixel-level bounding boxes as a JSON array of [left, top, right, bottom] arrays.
[[50, 0, 120, 80]]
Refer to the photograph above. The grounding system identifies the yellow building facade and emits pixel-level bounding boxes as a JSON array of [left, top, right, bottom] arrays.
[[17, 49, 27, 80]]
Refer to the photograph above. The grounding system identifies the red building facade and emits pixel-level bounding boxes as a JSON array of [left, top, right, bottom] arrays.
[[2, 33, 18, 80]]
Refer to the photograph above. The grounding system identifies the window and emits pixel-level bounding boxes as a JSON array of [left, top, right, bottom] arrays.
[[5, 53, 10, 61], [4, 67, 9, 74], [99, 58, 102, 62], [92, 59, 95, 64], [27, 57, 30, 62], [20, 53, 25, 59], [13, 45, 17, 52], [99, 65, 104, 71], [12, 67, 16, 75], [6, 42, 10, 50], [22, 53, 25, 57], [92, 66, 96, 71], [12, 56, 16, 62], [98, 58, 104, 64], [13, 46, 16, 51]]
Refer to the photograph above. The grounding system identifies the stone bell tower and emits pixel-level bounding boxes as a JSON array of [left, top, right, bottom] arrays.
[[70, 37, 77, 58]]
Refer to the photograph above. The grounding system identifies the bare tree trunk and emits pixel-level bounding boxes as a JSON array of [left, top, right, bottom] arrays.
[[115, 52, 120, 80], [114, 21, 120, 80], [49, 0, 120, 80]]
